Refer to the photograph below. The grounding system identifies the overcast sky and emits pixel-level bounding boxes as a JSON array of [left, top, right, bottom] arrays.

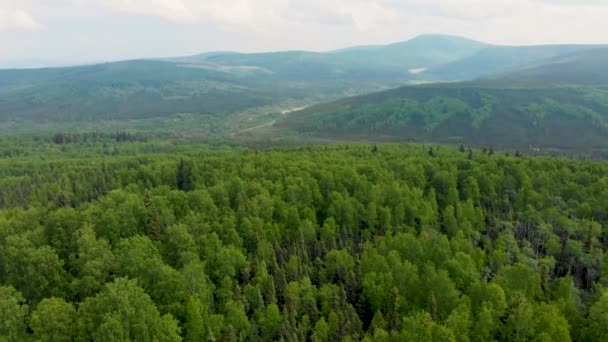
[[1, 0, 608, 68]]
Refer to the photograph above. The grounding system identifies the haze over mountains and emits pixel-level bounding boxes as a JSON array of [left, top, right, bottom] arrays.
[[175, 35, 489, 80], [427, 44, 597, 81], [1, 34, 607, 150]]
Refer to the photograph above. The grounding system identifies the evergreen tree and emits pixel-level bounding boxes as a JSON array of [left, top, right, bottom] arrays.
[[177, 159, 196, 192]]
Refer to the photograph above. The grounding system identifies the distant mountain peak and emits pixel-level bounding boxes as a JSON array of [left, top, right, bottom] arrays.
[[406, 34, 488, 44], [411, 33, 468, 39]]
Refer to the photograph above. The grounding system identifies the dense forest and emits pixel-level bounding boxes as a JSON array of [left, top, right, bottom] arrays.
[[1, 139, 608, 341]]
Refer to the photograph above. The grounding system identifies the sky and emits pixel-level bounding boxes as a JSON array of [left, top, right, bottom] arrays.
[[1, 0, 608, 68]]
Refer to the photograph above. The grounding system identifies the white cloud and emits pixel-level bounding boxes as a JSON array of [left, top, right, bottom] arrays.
[[297, 0, 399, 31], [93, 0, 290, 30], [101, 0, 196, 22], [307, 0, 608, 45], [17, 0, 607, 41], [0, 7, 43, 31], [2, 0, 608, 67], [483, 0, 608, 45]]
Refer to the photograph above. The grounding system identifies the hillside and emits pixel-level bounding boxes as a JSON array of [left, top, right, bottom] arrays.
[[0, 35, 488, 127], [277, 85, 608, 149], [0, 60, 403, 125], [276, 51, 608, 150], [0, 60, 272, 122]]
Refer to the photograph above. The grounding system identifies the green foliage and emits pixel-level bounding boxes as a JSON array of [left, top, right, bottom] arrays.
[[525, 99, 607, 128], [585, 290, 608, 341], [1, 142, 608, 341], [30, 297, 76, 341], [77, 278, 181, 341], [0, 286, 28, 341]]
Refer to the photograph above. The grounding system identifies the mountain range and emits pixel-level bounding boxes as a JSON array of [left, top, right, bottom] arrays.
[[1, 34, 608, 151]]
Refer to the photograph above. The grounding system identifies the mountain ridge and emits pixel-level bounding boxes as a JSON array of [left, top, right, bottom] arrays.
[[0, 34, 488, 125], [275, 47, 608, 150], [2, 34, 608, 143]]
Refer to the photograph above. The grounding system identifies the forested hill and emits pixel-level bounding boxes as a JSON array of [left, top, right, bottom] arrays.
[[276, 84, 608, 150], [0, 35, 487, 124], [1, 142, 608, 340], [277, 48, 608, 151], [0, 60, 366, 123], [1, 35, 606, 136]]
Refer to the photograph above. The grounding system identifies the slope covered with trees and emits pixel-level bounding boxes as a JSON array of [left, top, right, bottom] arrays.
[[1, 140, 608, 341], [0, 60, 377, 124], [0, 35, 487, 126], [1, 35, 605, 137], [278, 49, 608, 151]]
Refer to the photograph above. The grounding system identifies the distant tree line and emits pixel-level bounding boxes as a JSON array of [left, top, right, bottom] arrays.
[[51, 131, 148, 145]]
